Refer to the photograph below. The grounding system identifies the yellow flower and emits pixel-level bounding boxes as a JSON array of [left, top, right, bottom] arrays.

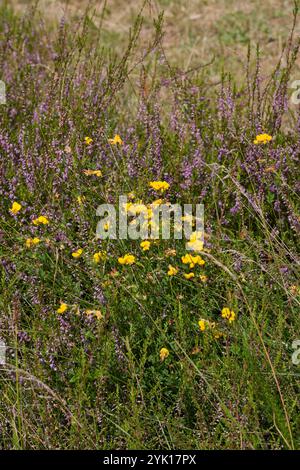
[[221, 307, 236, 323], [151, 199, 163, 207], [181, 254, 205, 269], [149, 181, 170, 193], [83, 169, 102, 177], [108, 134, 123, 145], [198, 318, 215, 332], [93, 251, 107, 263], [144, 207, 154, 220], [221, 307, 230, 319], [186, 231, 204, 252], [193, 255, 205, 266], [182, 214, 195, 226], [181, 253, 194, 267], [188, 231, 203, 242], [289, 285, 300, 296], [77, 195, 86, 205], [184, 272, 195, 280], [159, 347, 169, 362], [84, 136, 93, 145], [57, 303, 68, 314], [94, 310, 103, 320], [147, 219, 158, 230], [127, 192, 135, 200], [72, 248, 83, 259], [228, 311, 236, 323], [199, 274, 208, 283], [187, 239, 204, 252], [167, 264, 178, 276], [104, 222, 110, 231], [10, 201, 22, 215], [25, 237, 40, 248], [140, 240, 151, 251], [32, 215, 49, 226], [127, 203, 147, 215], [253, 133, 272, 145], [118, 254, 135, 265], [85, 309, 103, 320], [198, 319, 206, 331], [123, 202, 133, 213]]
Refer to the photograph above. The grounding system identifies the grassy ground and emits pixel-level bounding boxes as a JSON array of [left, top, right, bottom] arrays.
[[0, 0, 300, 450]]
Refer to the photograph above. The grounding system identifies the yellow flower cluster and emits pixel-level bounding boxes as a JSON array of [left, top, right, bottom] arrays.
[[221, 307, 236, 323], [72, 248, 83, 259], [108, 134, 123, 145], [159, 347, 169, 361], [93, 251, 107, 263], [167, 251, 207, 281], [149, 181, 170, 193], [32, 215, 49, 226], [83, 169, 102, 177], [127, 192, 135, 200], [184, 272, 194, 280], [181, 253, 205, 269], [124, 199, 162, 232], [118, 254, 135, 265], [198, 319, 215, 332], [85, 309, 103, 320], [289, 285, 300, 296], [77, 195, 86, 205], [181, 214, 196, 230], [167, 265, 178, 276], [253, 133, 272, 145], [186, 231, 204, 252], [10, 201, 22, 215], [152, 198, 163, 207], [57, 303, 68, 314], [25, 237, 40, 248], [56, 303, 103, 321], [84, 136, 93, 145], [178, 250, 206, 281], [198, 319, 223, 339], [140, 240, 151, 251]]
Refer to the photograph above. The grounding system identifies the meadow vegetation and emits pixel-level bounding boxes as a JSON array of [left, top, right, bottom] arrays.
[[0, 0, 299, 450]]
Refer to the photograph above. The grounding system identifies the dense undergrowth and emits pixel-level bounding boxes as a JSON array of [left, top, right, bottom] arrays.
[[0, 1, 299, 449]]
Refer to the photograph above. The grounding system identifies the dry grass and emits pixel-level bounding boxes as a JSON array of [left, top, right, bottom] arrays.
[[11, 0, 300, 80]]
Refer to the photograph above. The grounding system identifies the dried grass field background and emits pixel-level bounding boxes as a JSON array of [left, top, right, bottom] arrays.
[[11, 0, 300, 73]]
